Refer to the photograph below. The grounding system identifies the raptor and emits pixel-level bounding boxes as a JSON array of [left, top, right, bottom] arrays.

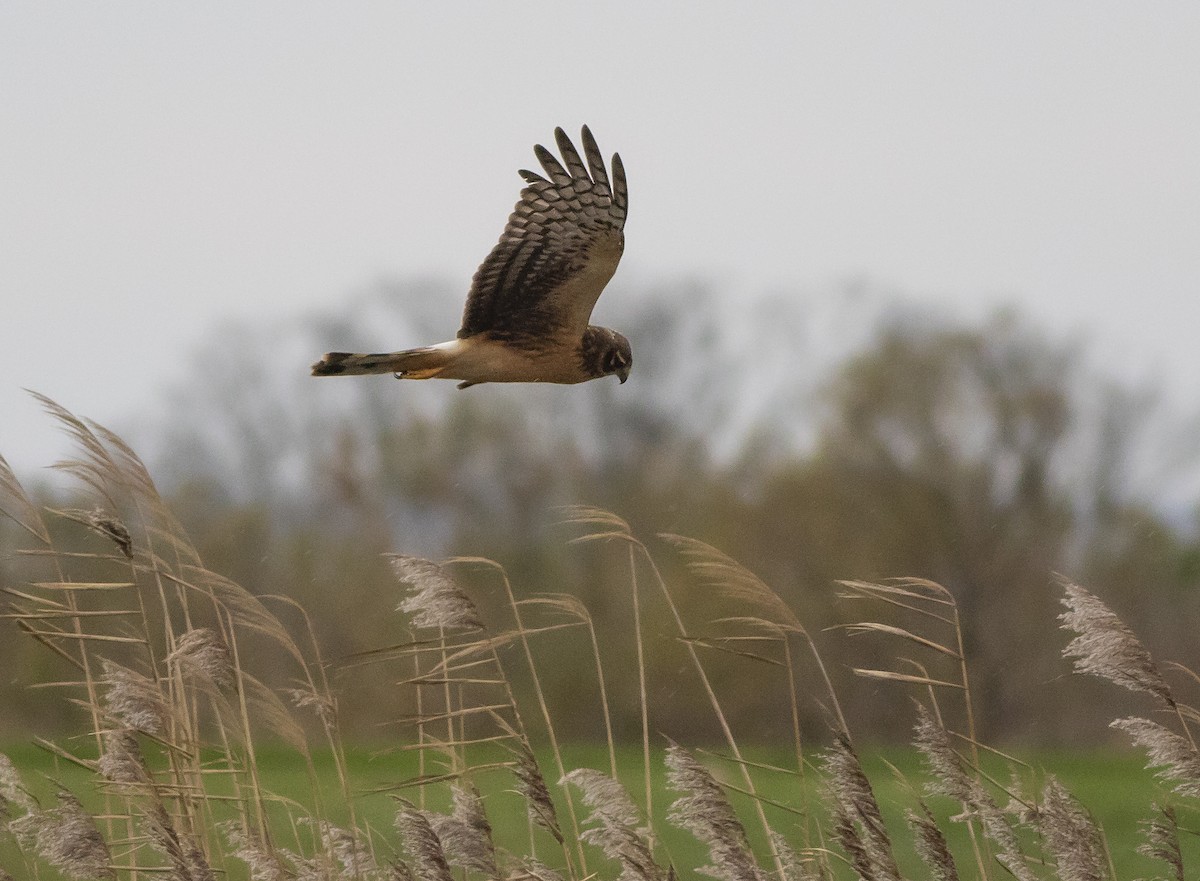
[[312, 126, 631, 389]]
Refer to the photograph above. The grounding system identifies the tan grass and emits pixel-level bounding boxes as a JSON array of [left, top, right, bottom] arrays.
[[3, 400, 1200, 881]]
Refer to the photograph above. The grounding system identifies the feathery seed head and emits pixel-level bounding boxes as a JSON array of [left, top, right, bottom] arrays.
[[286, 687, 337, 724], [25, 790, 115, 881], [221, 821, 289, 881], [1138, 804, 1183, 881], [831, 808, 877, 881], [1037, 777, 1104, 881], [562, 768, 643, 829], [395, 801, 454, 881], [57, 506, 134, 558], [390, 555, 484, 631], [821, 735, 900, 881], [299, 819, 376, 877], [768, 832, 822, 881], [665, 745, 765, 881], [424, 785, 500, 880], [1111, 717, 1200, 798], [0, 752, 36, 814], [1059, 582, 1172, 704], [912, 705, 974, 804], [562, 769, 664, 881], [84, 507, 133, 558], [167, 629, 234, 690], [512, 744, 562, 843], [102, 660, 169, 735], [97, 729, 149, 785], [912, 708, 1036, 881], [183, 841, 218, 881], [144, 803, 216, 881], [906, 804, 959, 881]]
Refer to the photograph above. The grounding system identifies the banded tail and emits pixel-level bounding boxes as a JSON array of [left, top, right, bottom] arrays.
[[311, 345, 453, 378]]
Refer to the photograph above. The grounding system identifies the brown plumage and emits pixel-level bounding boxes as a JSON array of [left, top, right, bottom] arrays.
[[312, 126, 631, 389]]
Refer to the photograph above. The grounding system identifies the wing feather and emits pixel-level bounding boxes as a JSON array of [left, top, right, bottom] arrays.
[[459, 127, 628, 345], [554, 127, 591, 181], [581, 126, 609, 191], [611, 153, 628, 214], [534, 144, 573, 187]]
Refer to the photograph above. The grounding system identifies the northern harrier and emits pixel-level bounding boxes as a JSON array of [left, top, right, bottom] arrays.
[[312, 126, 631, 388]]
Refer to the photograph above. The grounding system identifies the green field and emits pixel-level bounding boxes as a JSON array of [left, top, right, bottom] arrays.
[[2, 740, 1190, 880]]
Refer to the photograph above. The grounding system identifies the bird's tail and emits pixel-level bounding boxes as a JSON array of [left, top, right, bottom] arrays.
[[311, 346, 452, 378]]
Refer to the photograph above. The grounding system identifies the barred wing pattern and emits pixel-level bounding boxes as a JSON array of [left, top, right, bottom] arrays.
[[459, 126, 629, 346]]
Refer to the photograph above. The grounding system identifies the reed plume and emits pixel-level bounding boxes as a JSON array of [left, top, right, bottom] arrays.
[[1110, 717, 1200, 798], [1036, 777, 1105, 881], [424, 785, 500, 880], [906, 803, 959, 881], [10, 789, 116, 881], [1059, 581, 1173, 705], [1137, 804, 1183, 881], [562, 768, 665, 881], [395, 801, 454, 881], [821, 734, 899, 881], [665, 745, 765, 881], [391, 555, 484, 632]]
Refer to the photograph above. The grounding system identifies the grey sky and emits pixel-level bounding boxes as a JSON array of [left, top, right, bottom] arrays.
[[3, 3, 1198, 478]]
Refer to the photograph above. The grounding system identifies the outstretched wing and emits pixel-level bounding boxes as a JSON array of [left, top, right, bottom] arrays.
[[459, 126, 628, 346]]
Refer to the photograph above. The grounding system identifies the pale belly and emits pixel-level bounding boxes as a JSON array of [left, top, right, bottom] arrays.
[[432, 338, 589, 385]]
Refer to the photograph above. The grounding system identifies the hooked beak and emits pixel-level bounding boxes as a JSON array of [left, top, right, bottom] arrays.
[[617, 366, 630, 384]]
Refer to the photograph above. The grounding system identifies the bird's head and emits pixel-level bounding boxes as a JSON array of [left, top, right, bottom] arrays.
[[583, 326, 633, 384], [603, 332, 633, 384]]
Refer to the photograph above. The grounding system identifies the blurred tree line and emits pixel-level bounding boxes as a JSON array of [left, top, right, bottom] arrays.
[[3, 278, 1199, 744]]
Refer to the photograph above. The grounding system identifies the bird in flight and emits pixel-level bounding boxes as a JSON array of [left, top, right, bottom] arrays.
[[312, 126, 631, 389]]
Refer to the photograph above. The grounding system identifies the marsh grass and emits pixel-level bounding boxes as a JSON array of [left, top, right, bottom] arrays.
[[1, 399, 1199, 880]]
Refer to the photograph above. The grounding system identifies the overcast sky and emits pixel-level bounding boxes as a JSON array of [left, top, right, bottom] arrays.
[[2, 3, 1198, 480]]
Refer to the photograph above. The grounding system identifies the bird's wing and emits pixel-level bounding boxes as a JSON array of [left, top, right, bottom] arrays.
[[458, 126, 628, 346]]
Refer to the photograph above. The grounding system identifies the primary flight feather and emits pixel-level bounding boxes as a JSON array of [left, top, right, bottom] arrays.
[[312, 126, 631, 389]]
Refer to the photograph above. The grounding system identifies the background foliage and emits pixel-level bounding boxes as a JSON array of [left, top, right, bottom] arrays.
[[3, 279, 1199, 744]]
